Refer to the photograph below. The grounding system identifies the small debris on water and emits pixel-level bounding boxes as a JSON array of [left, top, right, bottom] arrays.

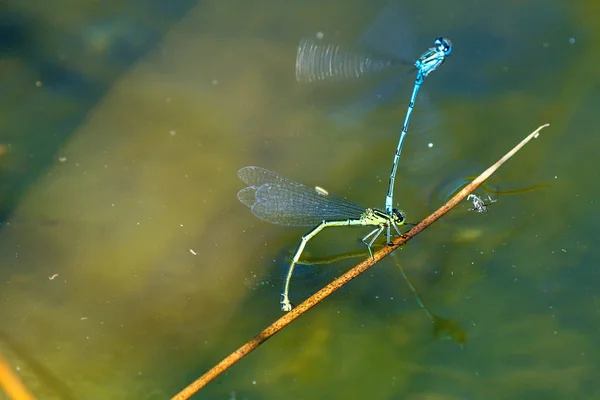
[[467, 194, 497, 213]]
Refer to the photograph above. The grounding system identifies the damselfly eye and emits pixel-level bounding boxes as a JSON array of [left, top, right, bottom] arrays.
[[434, 37, 452, 56], [392, 209, 405, 223]]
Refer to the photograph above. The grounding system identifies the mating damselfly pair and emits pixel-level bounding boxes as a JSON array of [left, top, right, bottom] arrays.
[[238, 31, 452, 312]]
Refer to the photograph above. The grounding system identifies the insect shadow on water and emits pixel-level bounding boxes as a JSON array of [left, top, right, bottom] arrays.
[[261, 243, 467, 347], [243, 238, 466, 347]]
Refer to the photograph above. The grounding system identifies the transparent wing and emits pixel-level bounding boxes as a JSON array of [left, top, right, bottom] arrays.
[[295, 4, 419, 124], [295, 38, 408, 83], [237, 166, 365, 226], [237, 186, 258, 208]]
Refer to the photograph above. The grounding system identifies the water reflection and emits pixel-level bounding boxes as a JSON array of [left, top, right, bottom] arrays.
[[262, 246, 469, 347]]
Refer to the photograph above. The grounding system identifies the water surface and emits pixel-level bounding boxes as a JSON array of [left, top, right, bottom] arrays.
[[0, 0, 598, 399]]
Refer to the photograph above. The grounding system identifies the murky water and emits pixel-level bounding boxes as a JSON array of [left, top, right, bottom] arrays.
[[0, 0, 599, 399]]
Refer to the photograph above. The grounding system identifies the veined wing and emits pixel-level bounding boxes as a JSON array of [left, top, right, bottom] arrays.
[[237, 166, 365, 226]]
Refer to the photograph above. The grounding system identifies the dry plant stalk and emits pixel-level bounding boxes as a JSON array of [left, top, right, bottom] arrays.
[[0, 352, 35, 400], [171, 124, 549, 400]]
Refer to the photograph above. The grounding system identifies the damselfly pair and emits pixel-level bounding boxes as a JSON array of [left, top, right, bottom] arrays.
[[239, 30, 452, 311]]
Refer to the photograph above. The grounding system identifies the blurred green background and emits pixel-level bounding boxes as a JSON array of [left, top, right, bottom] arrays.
[[0, 0, 598, 399]]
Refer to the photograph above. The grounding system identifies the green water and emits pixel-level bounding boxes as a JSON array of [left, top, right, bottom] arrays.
[[0, 0, 599, 399]]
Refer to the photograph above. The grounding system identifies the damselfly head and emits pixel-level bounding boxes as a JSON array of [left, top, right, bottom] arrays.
[[392, 208, 405, 224], [434, 37, 452, 56]]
